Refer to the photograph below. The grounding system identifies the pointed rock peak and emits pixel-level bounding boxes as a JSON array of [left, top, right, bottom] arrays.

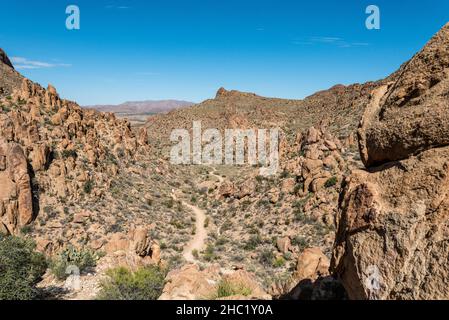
[[47, 84, 58, 96], [216, 87, 228, 98], [0, 48, 14, 69]]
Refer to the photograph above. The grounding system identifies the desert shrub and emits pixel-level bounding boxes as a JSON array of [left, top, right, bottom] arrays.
[[0, 235, 47, 300], [50, 246, 98, 280], [291, 236, 309, 251], [294, 182, 304, 194], [165, 199, 174, 208], [97, 266, 167, 300], [280, 170, 290, 179], [293, 209, 315, 224], [244, 234, 262, 251], [83, 180, 94, 194], [203, 244, 216, 261], [61, 149, 77, 159], [20, 224, 34, 235], [259, 249, 275, 267], [273, 257, 286, 268], [215, 279, 252, 299], [324, 176, 338, 188]]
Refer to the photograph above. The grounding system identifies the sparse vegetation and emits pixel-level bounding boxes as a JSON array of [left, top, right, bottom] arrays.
[[214, 279, 252, 299], [97, 266, 167, 300], [325, 176, 338, 188], [203, 244, 216, 261], [244, 234, 262, 251], [61, 149, 77, 159], [83, 180, 94, 194], [0, 235, 47, 300], [50, 246, 99, 280]]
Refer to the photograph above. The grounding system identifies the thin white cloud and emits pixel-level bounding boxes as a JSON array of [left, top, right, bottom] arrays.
[[11, 57, 71, 70], [310, 36, 343, 43], [292, 36, 370, 48], [105, 5, 130, 9]]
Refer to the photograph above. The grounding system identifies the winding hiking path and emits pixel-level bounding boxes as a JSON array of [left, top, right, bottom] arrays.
[[171, 190, 207, 263], [210, 167, 224, 183], [172, 167, 224, 263], [182, 202, 207, 262]]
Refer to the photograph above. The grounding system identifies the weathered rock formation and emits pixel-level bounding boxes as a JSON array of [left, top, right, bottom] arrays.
[[332, 22, 449, 300], [159, 264, 271, 300], [359, 22, 449, 167], [0, 48, 13, 69], [0, 138, 33, 233], [0, 49, 22, 97], [102, 227, 162, 270], [0, 51, 151, 258]]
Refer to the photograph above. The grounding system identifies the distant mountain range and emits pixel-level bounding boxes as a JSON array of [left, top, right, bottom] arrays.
[[85, 100, 195, 115]]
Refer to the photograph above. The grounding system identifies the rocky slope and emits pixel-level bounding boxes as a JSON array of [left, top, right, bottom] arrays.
[[0, 51, 217, 298], [331, 22, 449, 300]]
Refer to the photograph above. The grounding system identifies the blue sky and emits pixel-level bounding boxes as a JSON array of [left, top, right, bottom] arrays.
[[0, 0, 448, 105]]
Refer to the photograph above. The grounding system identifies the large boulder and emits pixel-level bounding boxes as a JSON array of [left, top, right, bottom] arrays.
[[159, 264, 271, 300], [332, 147, 449, 299], [296, 247, 330, 282], [104, 227, 161, 270], [358, 23, 449, 167], [332, 22, 449, 300]]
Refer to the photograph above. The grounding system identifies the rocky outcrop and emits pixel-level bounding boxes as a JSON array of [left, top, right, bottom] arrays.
[[284, 247, 346, 300], [0, 138, 33, 234], [159, 264, 271, 300], [0, 49, 22, 97], [0, 65, 152, 250], [358, 23, 449, 167], [0, 48, 13, 69], [332, 22, 449, 300], [295, 247, 330, 282], [103, 227, 161, 270], [332, 148, 449, 299]]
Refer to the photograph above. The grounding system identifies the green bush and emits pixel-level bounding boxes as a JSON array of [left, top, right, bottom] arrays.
[[50, 246, 98, 280], [291, 236, 309, 252], [203, 244, 216, 261], [0, 235, 47, 300], [244, 234, 262, 251], [97, 266, 167, 300], [324, 176, 338, 188], [83, 180, 94, 194], [259, 249, 275, 267], [215, 279, 252, 299], [273, 257, 286, 268], [61, 149, 77, 159]]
